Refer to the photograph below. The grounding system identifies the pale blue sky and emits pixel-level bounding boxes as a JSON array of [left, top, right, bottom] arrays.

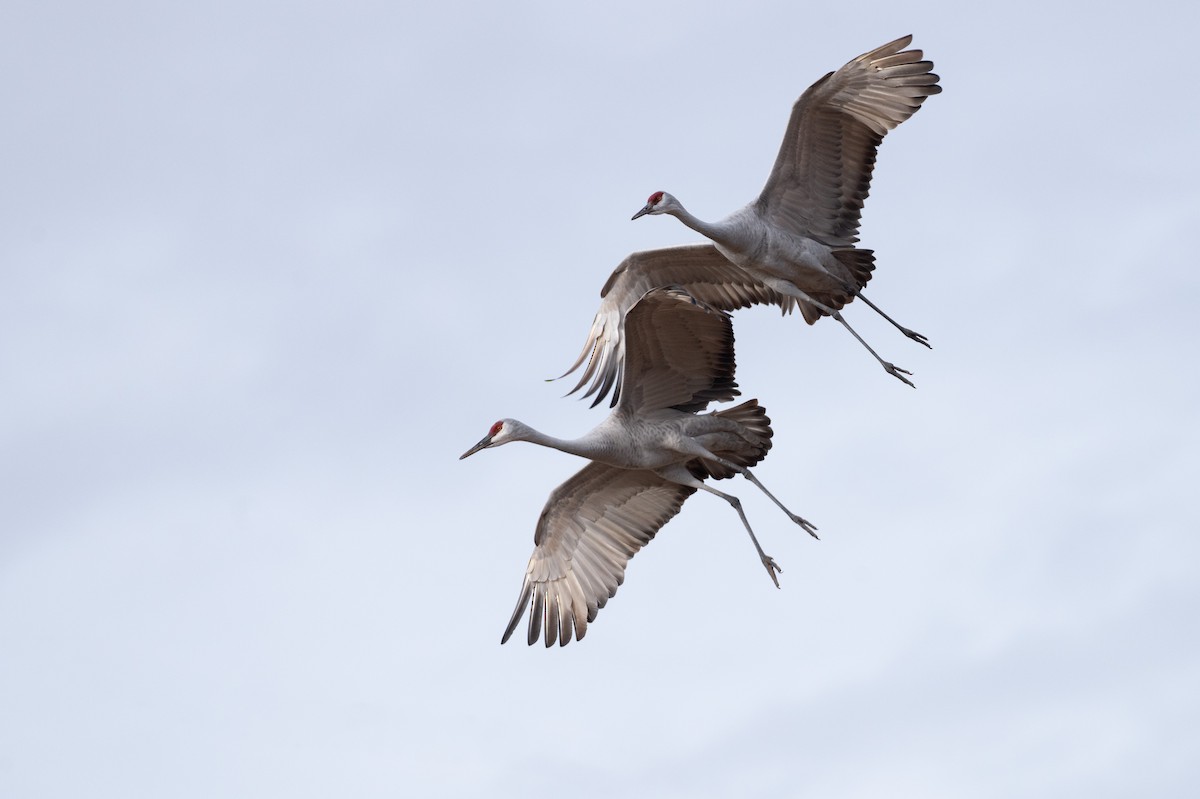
[[2, 1, 1197, 796]]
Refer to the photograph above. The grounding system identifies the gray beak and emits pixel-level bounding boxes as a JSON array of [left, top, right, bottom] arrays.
[[459, 435, 493, 460], [631, 204, 652, 220]]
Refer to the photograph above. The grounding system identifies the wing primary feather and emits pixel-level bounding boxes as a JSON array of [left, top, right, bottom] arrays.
[[529, 587, 545, 647], [545, 594, 560, 648], [501, 581, 533, 645]]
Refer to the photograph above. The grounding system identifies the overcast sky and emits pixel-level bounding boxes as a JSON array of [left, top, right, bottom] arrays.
[[2, 1, 1198, 797]]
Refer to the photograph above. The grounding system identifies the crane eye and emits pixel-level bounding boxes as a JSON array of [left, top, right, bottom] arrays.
[[489, 421, 504, 437], [648, 191, 664, 204]]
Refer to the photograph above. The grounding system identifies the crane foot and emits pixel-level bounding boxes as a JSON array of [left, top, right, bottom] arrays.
[[885, 362, 916, 388], [762, 555, 783, 589]]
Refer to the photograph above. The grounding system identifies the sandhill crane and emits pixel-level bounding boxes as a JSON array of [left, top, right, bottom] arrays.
[[461, 287, 817, 646], [628, 35, 940, 389]]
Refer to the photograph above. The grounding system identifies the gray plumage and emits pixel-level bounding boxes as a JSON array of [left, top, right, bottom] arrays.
[[461, 287, 816, 647], [568, 36, 941, 406]]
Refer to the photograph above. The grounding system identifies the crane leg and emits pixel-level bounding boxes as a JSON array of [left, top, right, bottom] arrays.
[[693, 482, 783, 588], [737, 467, 819, 539], [856, 292, 930, 348], [782, 285, 916, 388], [701, 454, 819, 539], [825, 308, 915, 388]]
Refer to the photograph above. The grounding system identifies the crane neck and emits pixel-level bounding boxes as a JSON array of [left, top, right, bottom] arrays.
[[521, 426, 614, 462], [671, 206, 737, 250]]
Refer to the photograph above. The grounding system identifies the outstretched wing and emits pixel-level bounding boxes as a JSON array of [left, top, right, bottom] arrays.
[[614, 286, 738, 415], [559, 244, 794, 407], [503, 463, 696, 647], [756, 35, 941, 247]]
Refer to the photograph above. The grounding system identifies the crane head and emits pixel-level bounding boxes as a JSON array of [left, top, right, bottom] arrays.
[[631, 191, 673, 220], [459, 419, 516, 460]]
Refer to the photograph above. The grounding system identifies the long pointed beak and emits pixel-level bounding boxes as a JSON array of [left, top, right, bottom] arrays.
[[459, 435, 493, 460], [631, 204, 652, 220]]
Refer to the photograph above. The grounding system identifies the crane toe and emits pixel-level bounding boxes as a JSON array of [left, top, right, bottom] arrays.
[[761, 556, 783, 589], [884, 362, 916, 388], [903, 328, 932, 349], [791, 514, 819, 539]]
